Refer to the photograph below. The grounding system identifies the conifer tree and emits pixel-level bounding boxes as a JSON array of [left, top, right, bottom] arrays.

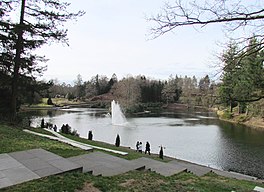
[[0, 0, 84, 120]]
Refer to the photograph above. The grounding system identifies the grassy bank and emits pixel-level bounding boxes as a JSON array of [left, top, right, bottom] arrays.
[[0, 124, 86, 158], [217, 110, 264, 130], [0, 123, 263, 192]]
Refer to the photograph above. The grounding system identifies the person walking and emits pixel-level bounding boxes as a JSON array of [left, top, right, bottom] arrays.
[[53, 125, 57, 132], [138, 142, 143, 153], [136, 141, 139, 152], [145, 141, 151, 155]]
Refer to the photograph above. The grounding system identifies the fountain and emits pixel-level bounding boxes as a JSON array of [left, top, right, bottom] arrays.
[[111, 100, 127, 125]]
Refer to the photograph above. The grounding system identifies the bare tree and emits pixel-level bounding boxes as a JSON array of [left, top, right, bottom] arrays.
[[112, 75, 141, 108], [149, 0, 264, 88], [149, 0, 264, 40]]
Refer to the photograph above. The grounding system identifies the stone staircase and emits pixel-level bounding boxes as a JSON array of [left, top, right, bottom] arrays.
[[0, 149, 259, 190], [66, 151, 257, 181], [130, 157, 187, 177], [169, 160, 211, 177], [67, 152, 145, 176]]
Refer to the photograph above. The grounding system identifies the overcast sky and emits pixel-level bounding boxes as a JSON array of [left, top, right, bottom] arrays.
[[38, 0, 227, 84]]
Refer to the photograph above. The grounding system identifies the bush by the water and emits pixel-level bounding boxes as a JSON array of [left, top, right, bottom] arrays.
[[47, 97, 53, 105], [60, 124, 79, 137], [88, 130, 93, 140], [115, 134, 120, 147], [41, 118, 45, 128], [218, 110, 233, 119], [159, 146, 164, 159]]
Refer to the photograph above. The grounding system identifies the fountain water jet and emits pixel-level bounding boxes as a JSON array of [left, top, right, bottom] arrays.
[[111, 100, 127, 125]]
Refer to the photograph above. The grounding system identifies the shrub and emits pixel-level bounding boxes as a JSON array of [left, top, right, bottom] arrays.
[[222, 111, 233, 119], [218, 110, 233, 119], [60, 124, 79, 137], [41, 118, 45, 128], [159, 146, 164, 159], [47, 97, 53, 105], [88, 131, 93, 140], [115, 134, 120, 147]]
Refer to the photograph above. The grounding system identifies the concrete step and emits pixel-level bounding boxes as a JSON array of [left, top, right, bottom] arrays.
[[169, 160, 212, 176], [131, 157, 187, 177], [67, 152, 144, 177], [0, 149, 82, 189], [212, 169, 257, 181]]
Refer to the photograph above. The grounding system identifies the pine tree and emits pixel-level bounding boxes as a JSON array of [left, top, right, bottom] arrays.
[[219, 37, 264, 113], [115, 134, 120, 147], [0, 0, 84, 120]]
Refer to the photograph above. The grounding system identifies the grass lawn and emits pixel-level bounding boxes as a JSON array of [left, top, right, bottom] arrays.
[[1, 169, 261, 192], [0, 124, 86, 158], [0, 123, 263, 192]]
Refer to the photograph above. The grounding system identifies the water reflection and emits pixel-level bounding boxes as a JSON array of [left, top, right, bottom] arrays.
[[26, 108, 264, 178], [216, 121, 264, 178]]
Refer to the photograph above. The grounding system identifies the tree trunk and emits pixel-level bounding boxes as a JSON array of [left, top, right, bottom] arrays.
[[10, 0, 26, 120], [230, 100, 233, 113]]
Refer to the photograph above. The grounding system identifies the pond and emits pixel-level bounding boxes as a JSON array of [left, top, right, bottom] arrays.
[[28, 107, 264, 178]]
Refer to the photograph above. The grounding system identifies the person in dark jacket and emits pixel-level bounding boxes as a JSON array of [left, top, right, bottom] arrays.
[[145, 141, 151, 155]]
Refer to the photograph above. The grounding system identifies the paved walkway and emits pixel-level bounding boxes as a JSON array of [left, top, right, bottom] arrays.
[[24, 129, 128, 156], [43, 128, 128, 155], [0, 149, 82, 189], [24, 129, 93, 151]]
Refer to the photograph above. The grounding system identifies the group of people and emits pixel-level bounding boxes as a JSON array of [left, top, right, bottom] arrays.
[[136, 141, 151, 155]]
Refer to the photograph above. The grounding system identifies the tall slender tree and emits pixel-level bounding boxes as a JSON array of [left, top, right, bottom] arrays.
[[0, 0, 84, 119]]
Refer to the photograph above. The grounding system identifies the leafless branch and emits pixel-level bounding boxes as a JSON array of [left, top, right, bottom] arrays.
[[148, 0, 264, 39]]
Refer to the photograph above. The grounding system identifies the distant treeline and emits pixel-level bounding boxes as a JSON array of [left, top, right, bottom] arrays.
[[47, 73, 218, 110]]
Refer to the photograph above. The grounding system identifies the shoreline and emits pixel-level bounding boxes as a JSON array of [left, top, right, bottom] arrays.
[[217, 110, 264, 131]]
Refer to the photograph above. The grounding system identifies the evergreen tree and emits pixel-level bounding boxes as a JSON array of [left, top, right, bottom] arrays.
[[115, 134, 120, 147], [159, 146, 164, 159], [47, 97, 53, 105], [219, 37, 264, 113], [162, 75, 182, 103], [0, 0, 84, 120], [219, 43, 240, 112], [40, 118, 45, 128]]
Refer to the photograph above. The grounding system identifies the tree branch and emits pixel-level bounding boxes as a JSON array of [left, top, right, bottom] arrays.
[[148, 0, 264, 38]]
